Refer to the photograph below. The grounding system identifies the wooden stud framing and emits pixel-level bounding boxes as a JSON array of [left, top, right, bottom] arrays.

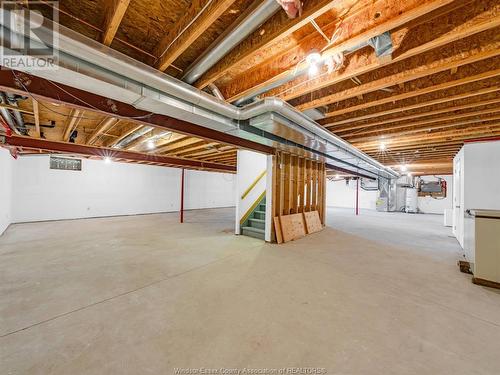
[[31, 98, 40, 138], [155, 0, 237, 71], [270, 151, 326, 242]]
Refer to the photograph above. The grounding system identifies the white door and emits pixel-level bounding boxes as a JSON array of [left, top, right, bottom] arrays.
[[453, 157, 462, 239]]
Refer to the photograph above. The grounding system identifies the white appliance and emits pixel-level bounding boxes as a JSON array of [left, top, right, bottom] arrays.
[[453, 140, 500, 253], [465, 209, 500, 288], [405, 188, 418, 213]]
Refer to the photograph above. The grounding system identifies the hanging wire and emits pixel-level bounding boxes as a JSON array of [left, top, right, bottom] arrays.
[[271, 0, 361, 99]]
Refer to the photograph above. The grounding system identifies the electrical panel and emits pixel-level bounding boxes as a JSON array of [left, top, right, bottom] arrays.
[[417, 178, 446, 198]]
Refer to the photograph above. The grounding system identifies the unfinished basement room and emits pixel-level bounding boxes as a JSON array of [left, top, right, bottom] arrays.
[[1, 0, 500, 373]]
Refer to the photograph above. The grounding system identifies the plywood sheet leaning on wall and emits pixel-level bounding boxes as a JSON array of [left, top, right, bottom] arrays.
[[274, 216, 284, 244], [279, 213, 307, 242], [304, 211, 323, 234], [271, 150, 327, 243]]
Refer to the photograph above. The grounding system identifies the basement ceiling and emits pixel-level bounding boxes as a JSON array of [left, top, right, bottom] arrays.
[[3, 0, 500, 175], [10, 97, 238, 171]]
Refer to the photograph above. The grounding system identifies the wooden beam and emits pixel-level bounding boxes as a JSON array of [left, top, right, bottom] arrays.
[[184, 145, 234, 158], [87, 117, 120, 145], [325, 86, 500, 128], [258, 0, 499, 103], [159, 139, 206, 155], [344, 110, 500, 141], [62, 108, 82, 141], [32, 98, 40, 138], [295, 31, 500, 110], [0, 102, 33, 115], [323, 69, 500, 118], [194, 0, 341, 88], [102, 0, 131, 46], [153, 135, 191, 152], [155, 0, 237, 71], [356, 125, 500, 149], [175, 142, 219, 157], [108, 124, 143, 147], [373, 151, 460, 159], [201, 150, 238, 161], [334, 98, 500, 134], [125, 128, 179, 151], [363, 141, 466, 152]]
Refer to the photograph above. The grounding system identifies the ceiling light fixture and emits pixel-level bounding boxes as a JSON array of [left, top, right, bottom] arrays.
[[308, 63, 319, 76], [306, 50, 322, 65], [379, 142, 386, 151], [306, 50, 322, 77], [401, 164, 408, 172], [147, 140, 155, 150], [104, 157, 111, 164]]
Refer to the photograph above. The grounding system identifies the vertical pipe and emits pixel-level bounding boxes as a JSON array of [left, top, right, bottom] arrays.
[[180, 168, 185, 223], [356, 178, 359, 216]]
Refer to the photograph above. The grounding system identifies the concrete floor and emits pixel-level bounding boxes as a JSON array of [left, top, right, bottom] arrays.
[[1, 208, 500, 374]]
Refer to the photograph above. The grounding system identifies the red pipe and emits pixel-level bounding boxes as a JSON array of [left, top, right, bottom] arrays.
[[180, 168, 185, 223], [355, 178, 359, 216]]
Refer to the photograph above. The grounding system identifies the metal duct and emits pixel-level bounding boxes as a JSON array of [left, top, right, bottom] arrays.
[[181, 0, 281, 84], [6, 93, 27, 134], [114, 126, 153, 149], [0, 92, 21, 135], [208, 83, 225, 100], [0, 10, 398, 179]]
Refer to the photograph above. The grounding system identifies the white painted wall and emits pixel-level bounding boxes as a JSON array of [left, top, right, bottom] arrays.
[[184, 170, 235, 210], [0, 148, 13, 235], [327, 175, 453, 214], [9, 154, 235, 224], [326, 179, 378, 210]]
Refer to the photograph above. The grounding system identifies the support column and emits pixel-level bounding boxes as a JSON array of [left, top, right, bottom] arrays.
[[356, 178, 359, 216], [180, 168, 185, 223]]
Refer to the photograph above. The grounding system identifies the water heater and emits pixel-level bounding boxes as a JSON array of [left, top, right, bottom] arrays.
[[405, 188, 418, 213]]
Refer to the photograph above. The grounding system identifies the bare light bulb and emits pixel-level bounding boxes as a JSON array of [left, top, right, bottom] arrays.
[[104, 157, 111, 164], [379, 142, 386, 151], [308, 63, 319, 76], [147, 140, 155, 150]]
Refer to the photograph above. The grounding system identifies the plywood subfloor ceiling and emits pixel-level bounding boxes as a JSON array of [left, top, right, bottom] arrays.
[[8, 0, 500, 175]]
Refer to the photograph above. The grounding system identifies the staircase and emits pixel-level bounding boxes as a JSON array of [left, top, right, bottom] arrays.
[[241, 196, 266, 240]]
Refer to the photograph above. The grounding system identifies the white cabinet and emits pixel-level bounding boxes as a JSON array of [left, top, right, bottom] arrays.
[[466, 210, 500, 288]]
